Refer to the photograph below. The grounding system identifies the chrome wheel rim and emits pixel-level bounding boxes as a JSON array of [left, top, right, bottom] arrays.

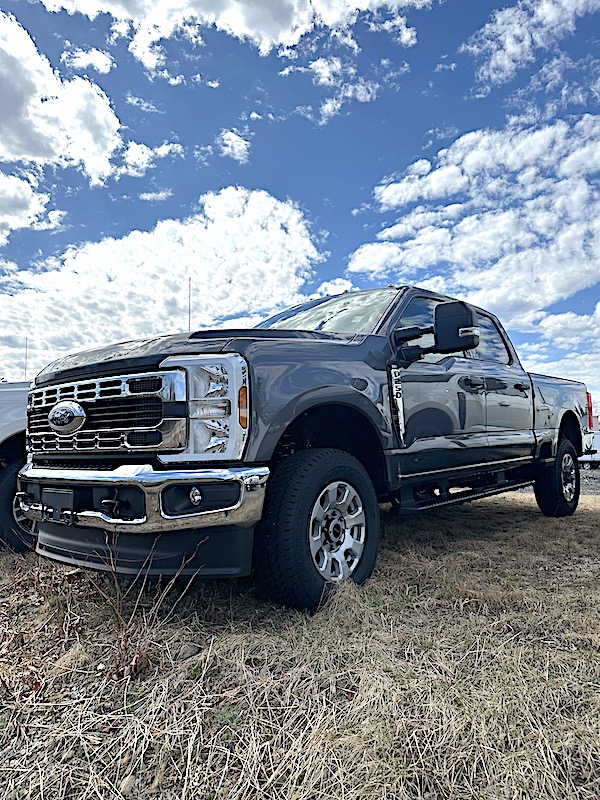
[[561, 453, 577, 503], [12, 493, 35, 538], [308, 480, 366, 582]]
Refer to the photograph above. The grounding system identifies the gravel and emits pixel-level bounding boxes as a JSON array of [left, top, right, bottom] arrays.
[[580, 465, 600, 495]]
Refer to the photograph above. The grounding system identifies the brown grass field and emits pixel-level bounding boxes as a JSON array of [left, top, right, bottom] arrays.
[[1, 491, 600, 799]]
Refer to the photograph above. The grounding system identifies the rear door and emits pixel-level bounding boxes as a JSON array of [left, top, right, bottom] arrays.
[[469, 313, 535, 462]]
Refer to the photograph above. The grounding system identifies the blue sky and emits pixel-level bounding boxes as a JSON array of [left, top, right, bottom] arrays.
[[1, 0, 599, 399]]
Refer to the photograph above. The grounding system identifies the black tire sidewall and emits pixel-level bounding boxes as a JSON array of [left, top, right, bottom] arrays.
[[292, 457, 379, 594], [535, 437, 580, 517], [0, 459, 34, 551], [256, 449, 380, 610]]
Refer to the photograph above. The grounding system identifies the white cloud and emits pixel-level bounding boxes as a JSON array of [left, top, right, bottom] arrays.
[[309, 56, 352, 87], [0, 173, 49, 244], [119, 141, 184, 177], [39, 0, 432, 70], [462, 0, 600, 91], [0, 11, 121, 185], [0, 11, 121, 184], [0, 187, 324, 380], [315, 277, 355, 296], [368, 11, 417, 46], [61, 47, 114, 74], [348, 114, 600, 331], [125, 93, 164, 114], [217, 130, 251, 164], [139, 189, 173, 202], [319, 78, 379, 124]]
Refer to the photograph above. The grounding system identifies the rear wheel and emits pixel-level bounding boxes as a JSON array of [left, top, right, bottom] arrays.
[[0, 460, 36, 551], [254, 448, 380, 611], [534, 437, 580, 517]]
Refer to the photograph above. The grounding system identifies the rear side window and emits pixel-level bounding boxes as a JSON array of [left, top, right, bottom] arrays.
[[472, 315, 511, 364]]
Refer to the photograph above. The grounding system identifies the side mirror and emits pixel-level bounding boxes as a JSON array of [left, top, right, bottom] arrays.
[[434, 301, 479, 354]]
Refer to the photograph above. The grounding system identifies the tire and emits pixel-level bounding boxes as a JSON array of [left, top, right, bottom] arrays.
[[0, 460, 36, 551], [254, 448, 380, 611], [534, 437, 580, 517]]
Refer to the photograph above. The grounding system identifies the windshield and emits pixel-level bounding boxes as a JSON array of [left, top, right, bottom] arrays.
[[256, 288, 400, 334]]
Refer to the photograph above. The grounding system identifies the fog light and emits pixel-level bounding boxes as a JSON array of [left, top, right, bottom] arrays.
[[189, 487, 203, 506]]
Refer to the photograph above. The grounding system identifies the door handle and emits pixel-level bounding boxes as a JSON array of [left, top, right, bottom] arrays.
[[465, 376, 485, 388], [514, 382, 530, 392]]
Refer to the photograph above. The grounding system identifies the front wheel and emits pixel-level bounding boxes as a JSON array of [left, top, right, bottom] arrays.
[[534, 437, 580, 517], [254, 448, 380, 611]]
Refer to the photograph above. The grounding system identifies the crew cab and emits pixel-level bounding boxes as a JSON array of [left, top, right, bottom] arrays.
[[18, 286, 592, 610]]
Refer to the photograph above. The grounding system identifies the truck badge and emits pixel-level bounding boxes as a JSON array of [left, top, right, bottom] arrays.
[[47, 401, 86, 434]]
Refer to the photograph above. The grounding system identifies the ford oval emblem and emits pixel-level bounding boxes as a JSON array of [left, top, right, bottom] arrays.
[[47, 401, 86, 434]]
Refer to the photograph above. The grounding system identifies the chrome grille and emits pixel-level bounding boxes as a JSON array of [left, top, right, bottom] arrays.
[[28, 371, 187, 454]]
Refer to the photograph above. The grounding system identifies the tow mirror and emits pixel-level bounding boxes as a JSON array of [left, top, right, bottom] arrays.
[[434, 301, 479, 354]]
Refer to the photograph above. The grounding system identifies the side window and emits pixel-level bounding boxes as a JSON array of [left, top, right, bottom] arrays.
[[473, 315, 511, 364], [396, 296, 442, 363]]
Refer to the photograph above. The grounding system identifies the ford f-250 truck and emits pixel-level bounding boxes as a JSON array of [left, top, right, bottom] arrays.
[[0, 381, 33, 550], [18, 286, 593, 610]]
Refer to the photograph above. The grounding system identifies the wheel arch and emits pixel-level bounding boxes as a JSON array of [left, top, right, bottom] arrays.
[[255, 392, 390, 497], [559, 410, 583, 456]]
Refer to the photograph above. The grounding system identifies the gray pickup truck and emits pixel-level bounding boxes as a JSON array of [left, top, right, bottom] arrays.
[[18, 286, 592, 610]]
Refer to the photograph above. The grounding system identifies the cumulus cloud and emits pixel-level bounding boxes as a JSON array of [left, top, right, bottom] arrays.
[[0, 11, 121, 185], [348, 114, 600, 330], [217, 130, 251, 164], [462, 0, 600, 91], [0, 187, 324, 380], [119, 141, 184, 177], [39, 0, 432, 70], [0, 173, 49, 244], [61, 47, 114, 74]]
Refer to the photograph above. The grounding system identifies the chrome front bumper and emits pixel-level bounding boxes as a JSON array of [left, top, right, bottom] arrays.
[[18, 463, 270, 534]]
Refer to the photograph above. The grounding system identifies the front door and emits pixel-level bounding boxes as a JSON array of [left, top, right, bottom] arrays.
[[392, 296, 488, 476]]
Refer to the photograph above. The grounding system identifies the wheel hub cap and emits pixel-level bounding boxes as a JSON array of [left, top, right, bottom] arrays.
[[561, 453, 576, 503], [308, 480, 366, 582]]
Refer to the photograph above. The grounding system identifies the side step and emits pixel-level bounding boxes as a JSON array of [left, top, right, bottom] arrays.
[[389, 480, 533, 515]]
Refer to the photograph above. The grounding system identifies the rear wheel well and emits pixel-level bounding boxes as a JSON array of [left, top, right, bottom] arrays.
[[559, 412, 582, 455], [271, 404, 387, 497]]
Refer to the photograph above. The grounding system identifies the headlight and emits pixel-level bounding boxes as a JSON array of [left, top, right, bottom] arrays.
[[158, 354, 249, 462]]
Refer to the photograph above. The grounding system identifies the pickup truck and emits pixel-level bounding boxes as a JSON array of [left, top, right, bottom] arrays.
[[0, 381, 32, 550], [17, 286, 593, 610]]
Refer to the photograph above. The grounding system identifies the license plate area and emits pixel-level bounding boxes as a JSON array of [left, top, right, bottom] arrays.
[[41, 488, 74, 525]]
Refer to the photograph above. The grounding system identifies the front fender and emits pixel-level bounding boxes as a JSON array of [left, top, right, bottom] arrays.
[[248, 386, 393, 462]]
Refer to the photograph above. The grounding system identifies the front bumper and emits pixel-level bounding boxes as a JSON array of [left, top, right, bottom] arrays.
[[17, 463, 270, 577], [18, 463, 270, 534]]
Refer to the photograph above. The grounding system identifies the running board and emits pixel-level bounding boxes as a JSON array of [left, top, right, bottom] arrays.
[[390, 480, 533, 515]]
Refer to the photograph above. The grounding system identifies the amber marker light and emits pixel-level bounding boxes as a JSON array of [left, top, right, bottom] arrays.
[[238, 386, 248, 429]]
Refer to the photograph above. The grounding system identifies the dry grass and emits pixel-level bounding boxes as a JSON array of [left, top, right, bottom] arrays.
[[1, 492, 600, 799]]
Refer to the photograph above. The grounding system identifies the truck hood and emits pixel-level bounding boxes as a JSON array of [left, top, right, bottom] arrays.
[[34, 328, 352, 387]]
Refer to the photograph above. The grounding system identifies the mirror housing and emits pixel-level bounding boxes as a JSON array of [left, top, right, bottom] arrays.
[[434, 301, 479, 354]]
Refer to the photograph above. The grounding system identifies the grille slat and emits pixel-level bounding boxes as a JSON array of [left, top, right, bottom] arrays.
[[28, 372, 184, 454]]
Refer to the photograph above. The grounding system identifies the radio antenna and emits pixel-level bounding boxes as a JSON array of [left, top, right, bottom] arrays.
[[188, 277, 191, 331], [24, 337, 28, 381]]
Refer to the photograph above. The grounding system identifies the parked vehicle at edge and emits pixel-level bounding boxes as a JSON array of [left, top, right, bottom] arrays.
[[18, 286, 593, 610], [581, 429, 600, 470], [0, 381, 33, 550]]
